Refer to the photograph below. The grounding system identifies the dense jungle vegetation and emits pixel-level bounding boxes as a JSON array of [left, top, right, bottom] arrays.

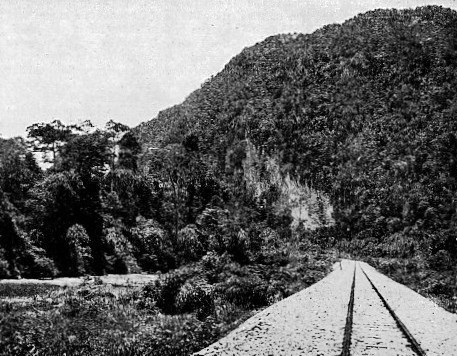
[[136, 4, 457, 313], [0, 118, 334, 355], [0, 116, 299, 278], [138, 5, 457, 268], [1, 5, 457, 355]]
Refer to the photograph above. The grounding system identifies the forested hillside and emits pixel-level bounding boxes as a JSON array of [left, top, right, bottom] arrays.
[[1, 5, 456, 284], [2, 6, 457, 354], [137, 5, 457, 265]]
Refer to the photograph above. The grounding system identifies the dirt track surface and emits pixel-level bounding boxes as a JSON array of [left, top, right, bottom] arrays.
[[0, 273, 158, 287], [194, 260, 457, 356]]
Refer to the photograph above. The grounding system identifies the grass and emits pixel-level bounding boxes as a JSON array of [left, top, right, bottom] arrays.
[[0, 238, 337, 356], [0, 283, 61, 298]]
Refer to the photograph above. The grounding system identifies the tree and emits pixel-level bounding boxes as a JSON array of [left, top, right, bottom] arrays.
[[0, 137, 42, 207], [27, 172, 105, 275], [130, 217, 175, 272], [60, 130, 110, 176], [26, 120, 73, 166], [65, 224, 93, 276], [104, 225, 140, 274], [147, 142, 221, 239], [148, 144, 187, 238], [105, 120, 130, 171], [118, 131, 141, 171], [0, 190, 24, 277], [102, 169, 161, 225]]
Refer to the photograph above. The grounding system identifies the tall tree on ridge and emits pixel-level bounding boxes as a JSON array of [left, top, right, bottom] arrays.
[[26, 120, 73, 167], [105, 120, 130, 171]]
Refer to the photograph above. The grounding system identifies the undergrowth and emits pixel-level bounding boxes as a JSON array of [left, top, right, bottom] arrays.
[[0, 238, 337, 356]]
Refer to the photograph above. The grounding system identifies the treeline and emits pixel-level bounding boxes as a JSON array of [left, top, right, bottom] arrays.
[[137, 6, 457, 267], [0, 119, 291, 278], [3, 5, 456, 277]]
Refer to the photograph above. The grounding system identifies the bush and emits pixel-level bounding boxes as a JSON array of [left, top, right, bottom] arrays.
[[19, 246, 57, 278], [217, 274, 272, 308], [224, 229, 251, 263], [377, 258, 403, 275], [196, 207, 230, 254], [0, 248, 10, 278], [426, 278, 455, 296], [65, 224, 93, 276], [175, 277, 214, 320], [26, 254, 57, 279], [266, 208, 293, 240], [139, 271, 193, 315], [104, 226, 141, 274], [255, 227, 290, 265], [135, 266, 217, 319], [130, 217, 175, 272], [196, 207, 229, 234], [176, 225, 206, 262], [427, 249, 453, 271], [427, 230, 457, 258], [131, 285, 158, 313]]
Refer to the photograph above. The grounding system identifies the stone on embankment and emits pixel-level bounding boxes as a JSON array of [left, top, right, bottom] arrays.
[[194, 260, 356, 356], [360, 261, 457, 356]]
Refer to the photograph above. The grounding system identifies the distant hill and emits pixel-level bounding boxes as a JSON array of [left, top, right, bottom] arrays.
[[136, 6, 457, 255]]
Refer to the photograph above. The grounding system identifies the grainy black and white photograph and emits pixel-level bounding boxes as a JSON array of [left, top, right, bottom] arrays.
[[1, 0, 457, 355]]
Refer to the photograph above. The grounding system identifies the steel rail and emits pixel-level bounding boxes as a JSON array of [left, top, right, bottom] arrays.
[[359, 263, 427, 356], [340, 263, 357, 356]]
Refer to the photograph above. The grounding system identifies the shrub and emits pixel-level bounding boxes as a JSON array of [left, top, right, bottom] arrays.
[[139, 271, 191, 315], [132, 285, 159, 313], [66, 224, 93, 276], [377, 258, 403, 275], [134, 265, 216, 317], [266, 208, 293, 240], [19, 245, 57, 278], [175, 277, 214, 320], [217, 274, 272, 308], [155, 275, 186, 314], [223, 229, 252, 263], [200, 252, 235, 284], [104, 226, 141, 274], [176, 225, 206, 262], [130, 217, 175, 272], [426, 230, 457, 260], [0, 248, 10, 278], [196, 207, 230, 253], [426, 279, 455, 296], [427, 249, 453, 271]]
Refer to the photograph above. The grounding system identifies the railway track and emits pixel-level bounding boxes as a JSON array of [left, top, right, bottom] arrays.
[[342, 262, 426, 356], [194, 260, 457, 356]]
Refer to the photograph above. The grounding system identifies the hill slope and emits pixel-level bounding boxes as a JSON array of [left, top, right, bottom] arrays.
[[136, 6, 457, 259]]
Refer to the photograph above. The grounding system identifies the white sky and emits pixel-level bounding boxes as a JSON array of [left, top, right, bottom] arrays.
[[1, 0, 456, 138]]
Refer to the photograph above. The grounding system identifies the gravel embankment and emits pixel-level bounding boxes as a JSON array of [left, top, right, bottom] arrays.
[[194, 260, 355, 356], [360, 261, 457, 356], [195, 260, 457, 355], [352, 264, 416, 356]]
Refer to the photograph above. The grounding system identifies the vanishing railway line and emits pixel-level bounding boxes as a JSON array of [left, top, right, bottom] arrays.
[[343, 263, 426, 356], [195, 260, 457, 355]]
